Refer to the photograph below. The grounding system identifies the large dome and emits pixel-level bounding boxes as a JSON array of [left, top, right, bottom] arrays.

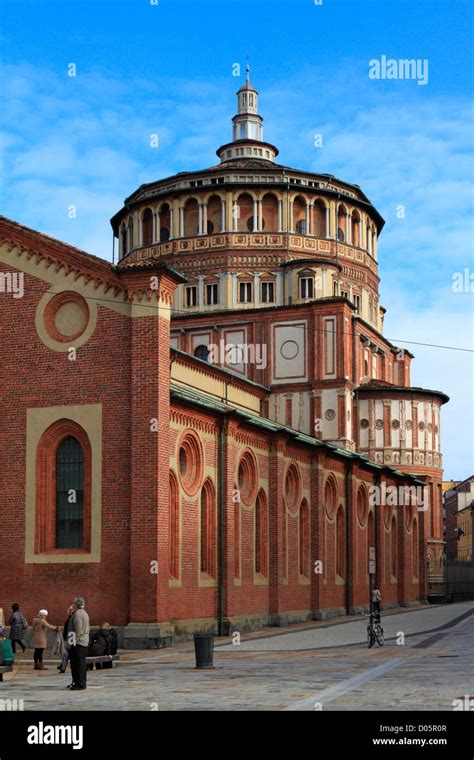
[[111, 75, 384, 332]]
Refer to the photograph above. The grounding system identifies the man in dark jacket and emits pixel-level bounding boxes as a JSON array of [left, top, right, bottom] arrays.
[[87, 623, 117, 670]]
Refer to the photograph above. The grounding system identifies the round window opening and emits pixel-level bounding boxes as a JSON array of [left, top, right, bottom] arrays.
[[44, 292, 89, 343], [178, 432, 203, 495], [285, 463, 301, 512], [237, 451, 258, 505]]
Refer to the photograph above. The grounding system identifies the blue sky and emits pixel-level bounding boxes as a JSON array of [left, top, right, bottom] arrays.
[[1, 0, 473, 477]]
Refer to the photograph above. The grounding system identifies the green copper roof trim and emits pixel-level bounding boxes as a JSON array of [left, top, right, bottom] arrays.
[[171, 384, 423, 484]]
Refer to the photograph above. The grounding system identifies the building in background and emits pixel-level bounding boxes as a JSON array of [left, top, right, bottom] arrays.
[[445, 477, 474, 561], [0, 73, 449, 646]]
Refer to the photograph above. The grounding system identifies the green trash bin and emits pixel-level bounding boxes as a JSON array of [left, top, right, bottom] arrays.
[[193, 632, 215, 669]]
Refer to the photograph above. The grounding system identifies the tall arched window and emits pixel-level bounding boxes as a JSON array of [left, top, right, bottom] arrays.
[[56, 437, 84, 548], [336, 506, 345, 577], [292, 196, 306, 233], [169, 471, 179, 579], [142, 208, 153, 247], [200, 480, 216, 576], [299, 500, 309, 577], [313, 199, 327, 237], [351, 211, 360, 247], [255, 490, 268, 576], [35, 420, 92, 554], [337, 206, 347, 242], [120, 225, 127, 257], [391, 515, 397, 577]]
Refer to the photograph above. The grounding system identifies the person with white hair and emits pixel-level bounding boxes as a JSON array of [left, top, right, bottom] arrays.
[[31, 609, 60, 670]]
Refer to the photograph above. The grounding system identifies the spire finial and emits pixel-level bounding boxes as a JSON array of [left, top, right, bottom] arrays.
[[246, 57, 250, 83]]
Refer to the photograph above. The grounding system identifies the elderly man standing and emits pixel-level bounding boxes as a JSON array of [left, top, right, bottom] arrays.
[[66, 597, 90, 691]]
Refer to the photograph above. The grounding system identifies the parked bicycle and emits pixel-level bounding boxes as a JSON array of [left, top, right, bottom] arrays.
[[367, 611, 384, 648]]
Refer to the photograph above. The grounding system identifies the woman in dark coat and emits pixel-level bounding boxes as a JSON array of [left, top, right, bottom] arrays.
[[100, 624, 118, 669], [9, 603, 27, 653]]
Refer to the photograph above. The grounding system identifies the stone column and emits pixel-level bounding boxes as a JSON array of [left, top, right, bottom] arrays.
[[231, 272, 238, 309], [277, 200, 283, 232], [221, 200, 226, 233], [253, 272, 260, 308], [306, 201, 311, 235], [197, 275, 205, 310], [179, 207, 184, 238], [198, 204, 203, 235], [275, 271, 283, 305], [253, 199, 258, 231]]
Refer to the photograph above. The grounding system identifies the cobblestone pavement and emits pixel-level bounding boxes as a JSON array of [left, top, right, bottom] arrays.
[[1, 603, 473, 711]]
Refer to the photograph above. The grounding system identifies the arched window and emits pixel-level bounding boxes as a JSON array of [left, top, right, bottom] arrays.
[[236, 193, 253, 232], [299, 500, 309, 577], [184, 199, 199, 237], [142, 208, 153, 247], [337, 206, 347, 242], [200, 480, 216, 576], [35, 420, 92, 554], [255, 490, 268, 576], [120, 225, 127, 257], [313, 200, 327, 237], [169, 471, 179, 579], [159, 203, 171, 241], [194, 345, 209, 362], [55, 437, 84, 548], [262, 193, 278, 231], [391, 515, 397, 577], [292, 196, 306, 233], [351, 211, 360, 247], [207, 195, 222, 233], [336, 506, 345, 577], [128, 219, 134, 250]]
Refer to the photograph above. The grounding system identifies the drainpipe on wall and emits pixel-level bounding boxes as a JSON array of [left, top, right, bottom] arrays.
[[218, 414, 229, 636], [345, 462, 353, 616]]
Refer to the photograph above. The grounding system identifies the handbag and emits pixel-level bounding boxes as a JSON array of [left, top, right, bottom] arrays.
[[51, 630, 64, 658]]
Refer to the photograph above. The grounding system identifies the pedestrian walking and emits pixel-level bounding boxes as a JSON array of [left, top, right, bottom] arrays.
[[31, 610, 60, 670], [66, 597, 90, 691], [9, 603, 27, 654], [56, 605, 74, 674]]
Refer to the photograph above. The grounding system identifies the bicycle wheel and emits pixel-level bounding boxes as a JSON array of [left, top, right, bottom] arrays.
[[367, 627, 374, 648], [375, 625, 384, 647]]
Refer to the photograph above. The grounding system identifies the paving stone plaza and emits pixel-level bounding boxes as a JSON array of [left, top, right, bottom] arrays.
[[2, 602, 473, 712]]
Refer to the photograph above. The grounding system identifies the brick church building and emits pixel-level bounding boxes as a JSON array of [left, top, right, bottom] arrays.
[[0, 71, 448, 647]]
